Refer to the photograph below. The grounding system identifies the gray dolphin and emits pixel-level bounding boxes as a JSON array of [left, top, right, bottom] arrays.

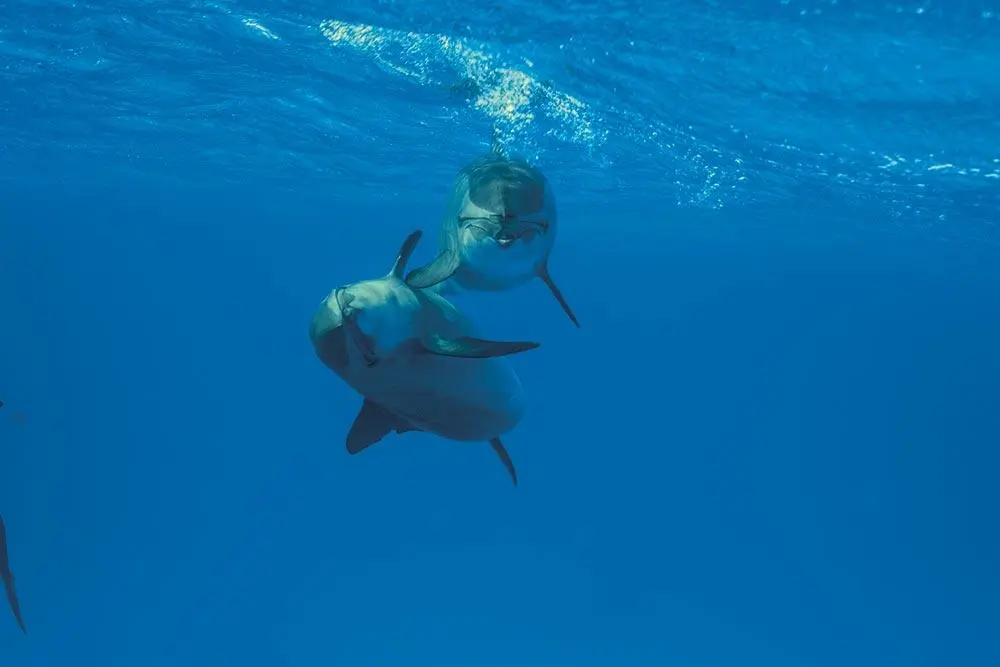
[[0, 514, 26, 635], [404, 144, 579, 327], [309, 230, 539, 485]]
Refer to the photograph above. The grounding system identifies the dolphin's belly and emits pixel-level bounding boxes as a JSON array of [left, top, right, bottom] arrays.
[[347, 354, 525, 442]]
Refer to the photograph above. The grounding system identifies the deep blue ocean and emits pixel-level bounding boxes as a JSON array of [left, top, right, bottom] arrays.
[[2, 0, 999, 665]]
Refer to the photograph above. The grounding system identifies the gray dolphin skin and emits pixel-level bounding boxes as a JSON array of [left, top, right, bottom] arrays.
[[404, 146, 580, 327], [309, 230, 539, 485], [0, 514, 26, 635]]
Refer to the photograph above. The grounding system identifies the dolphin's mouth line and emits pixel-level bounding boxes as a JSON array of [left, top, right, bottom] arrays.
[[460, 215, 548, 249]]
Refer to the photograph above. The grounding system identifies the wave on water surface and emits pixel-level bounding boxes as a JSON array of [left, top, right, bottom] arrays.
[[0, 0, 998, 237], [317, 20, 605, 155]]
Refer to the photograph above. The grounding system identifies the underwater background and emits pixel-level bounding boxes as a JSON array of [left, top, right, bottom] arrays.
[[2, 0, 999, 665]]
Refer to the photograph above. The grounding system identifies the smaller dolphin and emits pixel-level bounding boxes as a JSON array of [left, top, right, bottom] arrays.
[[404, 145, 579, 327], [309, 230, 539, 485], [0, 514, 26, 635]]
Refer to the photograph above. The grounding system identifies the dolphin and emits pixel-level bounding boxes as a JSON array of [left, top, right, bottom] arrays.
[[0, 514, 26, 635], [309, 230, 539, 485], [404, 143, 579, 327]]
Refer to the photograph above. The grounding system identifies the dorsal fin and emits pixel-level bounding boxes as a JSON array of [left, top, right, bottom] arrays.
[[390, 230, 423, 279]]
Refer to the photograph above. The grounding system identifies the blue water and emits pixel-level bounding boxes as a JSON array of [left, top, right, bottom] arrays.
[[2, 0, 999, 664]]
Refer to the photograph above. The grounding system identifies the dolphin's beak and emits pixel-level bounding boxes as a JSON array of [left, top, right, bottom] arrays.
[[335, 290, 379, 367], [460, 208, 542, 250], [315, 324, 351, 371], [311, 292, 350, 371], [460, 213, 520, 249]]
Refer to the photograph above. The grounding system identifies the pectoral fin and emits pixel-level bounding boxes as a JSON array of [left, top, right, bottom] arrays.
[[405, 249, 461, 289], [346, 399, 420, 455], [489, 437, 518, 486], [420, 334, 539, 358], [0, 517, 26, 635], [3, 574, 25, 635], [538, 263, 580, 328]]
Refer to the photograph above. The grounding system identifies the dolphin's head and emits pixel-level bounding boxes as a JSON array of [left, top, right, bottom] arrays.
[[310, 283, 382, 373], [456, 155, 557, 251], [311, 230, 425, 375], [310, 279, 416, 373]]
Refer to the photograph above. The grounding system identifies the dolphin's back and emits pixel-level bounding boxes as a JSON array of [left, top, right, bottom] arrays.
[[465, 156, 547, 215], [450, 155, 556, 217]]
